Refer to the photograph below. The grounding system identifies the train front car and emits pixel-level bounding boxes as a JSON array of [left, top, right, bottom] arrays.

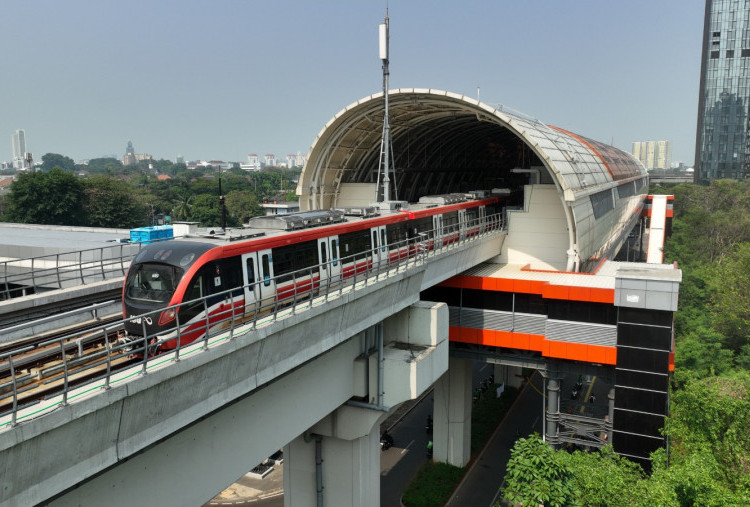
[[122, 241, 213, 353]]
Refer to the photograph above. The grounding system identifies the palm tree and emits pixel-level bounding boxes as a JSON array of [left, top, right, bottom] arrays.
[[172, 190, 193, 220]]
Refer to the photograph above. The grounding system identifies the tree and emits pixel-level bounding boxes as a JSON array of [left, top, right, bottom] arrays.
[[84, 157, 123, 175], [225, 189, 261, 224], [83, 176, 146, 228], [712, 243, 750, 353], [3, 168, 85, 225], [40, 153, 76, 173], [556, 446, 643, 506], [172, 189, 193, 221], [501, 434, 574, 506]]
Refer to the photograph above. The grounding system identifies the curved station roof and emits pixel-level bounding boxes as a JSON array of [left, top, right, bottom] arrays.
[[298, 89, 648, 271]]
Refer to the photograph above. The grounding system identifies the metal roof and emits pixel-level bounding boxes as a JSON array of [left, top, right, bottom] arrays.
[[298, 88, 647, 210]]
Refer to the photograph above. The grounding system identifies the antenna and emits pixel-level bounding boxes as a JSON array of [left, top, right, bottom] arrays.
[[377, 10, 392, 202]]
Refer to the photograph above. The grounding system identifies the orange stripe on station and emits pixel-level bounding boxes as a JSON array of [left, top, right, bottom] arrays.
[[449, 326, 617, 365], [440, 275, 615, 304]]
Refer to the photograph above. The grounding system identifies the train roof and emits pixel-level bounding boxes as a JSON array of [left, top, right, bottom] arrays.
[[156, 194, 497, 249]]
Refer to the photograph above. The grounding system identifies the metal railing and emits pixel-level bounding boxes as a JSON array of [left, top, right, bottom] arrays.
[[0, 213, 505, 429], [0, 242, 145, 301]]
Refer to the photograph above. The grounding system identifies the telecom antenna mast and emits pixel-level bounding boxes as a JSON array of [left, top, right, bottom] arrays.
[[377, 11, 392, 202]]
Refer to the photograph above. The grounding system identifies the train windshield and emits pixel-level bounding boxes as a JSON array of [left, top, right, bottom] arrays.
[[125, 263, 183, 303]]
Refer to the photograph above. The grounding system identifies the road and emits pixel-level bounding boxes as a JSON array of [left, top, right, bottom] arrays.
[[446, 373, 544, 507]]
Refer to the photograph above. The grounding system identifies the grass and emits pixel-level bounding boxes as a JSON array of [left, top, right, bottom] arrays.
[[401, 384, 520, 506]]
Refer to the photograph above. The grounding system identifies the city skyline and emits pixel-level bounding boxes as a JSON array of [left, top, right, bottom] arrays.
[[1, 1, 703, 166]]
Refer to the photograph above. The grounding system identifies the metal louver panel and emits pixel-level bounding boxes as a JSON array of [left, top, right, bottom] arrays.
[[545, 319, 617, 347]]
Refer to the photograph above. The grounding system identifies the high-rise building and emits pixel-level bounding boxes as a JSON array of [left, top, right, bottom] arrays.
[[632, 140, 672, 171], [123, 141, 136, 166], [695, 0, 750, 182], [11, 129, 27, 170], [264, 153, 277, 168]]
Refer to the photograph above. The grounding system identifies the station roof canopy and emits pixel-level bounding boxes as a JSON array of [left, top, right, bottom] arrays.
[[298, 89, 646, 210]]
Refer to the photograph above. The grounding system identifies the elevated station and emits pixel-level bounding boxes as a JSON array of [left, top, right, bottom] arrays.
[[0, 90, 680, 505]]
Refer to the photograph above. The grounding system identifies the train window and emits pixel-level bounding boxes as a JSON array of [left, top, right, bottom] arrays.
[[340, 230, 371, 258], [386, 222, 408, 245], [262, 254, 270, 286], [219, 257, 242, 295], [296, 241, 318, 271], [246, 258, 255, 285], [411, 217, 432, 237], [320, 242, 327, 270], [185, 273, 204, 302], [331, 239, 338, 266], [273, 245, 295, 282], [380, 229, 386, 251], [125, 263, 182, 303], [372, 230, 378, 251]]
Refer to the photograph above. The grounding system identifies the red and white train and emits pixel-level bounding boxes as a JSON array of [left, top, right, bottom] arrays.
[[122, 193, 501, 353]]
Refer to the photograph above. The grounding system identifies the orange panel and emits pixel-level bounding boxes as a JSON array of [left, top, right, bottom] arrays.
[[586, 345, 607, 364], [547, 340, 567, 359], [513, 279, 532, 293], [544, 284, 569, 300], [528, 334, 545, 352], [542, 339, 551, 356], [495, 278, 515, 292], [480, 277, 496, 290], [568, 286, 591, 302], [512, 333, 531, 350], [565, 342, 589, 361], [605, 347, 617, 365], [529, 280, 546, 294], [478, 329, 494, 346], [589, 288, 615, 304], [495, 330, 514, 348]]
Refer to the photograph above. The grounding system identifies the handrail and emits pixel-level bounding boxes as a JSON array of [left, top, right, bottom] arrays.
[[0, 241, 151, 300], [0, 213, 505, 428]]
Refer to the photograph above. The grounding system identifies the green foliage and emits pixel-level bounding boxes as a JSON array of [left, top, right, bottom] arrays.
[[83, 176, 146, 228], [40, 153, 76, 172], [556, 446, 644, 506], [4, 168, 85, 225], [225, 189, 261, 224], [501, 434, 574, 507], [401, 462, 464, 507], [84, 157, 123, 174], [665, 371, 750, 494]]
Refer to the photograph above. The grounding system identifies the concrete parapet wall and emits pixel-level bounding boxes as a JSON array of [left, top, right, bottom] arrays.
[[0, 233, 502, 505]]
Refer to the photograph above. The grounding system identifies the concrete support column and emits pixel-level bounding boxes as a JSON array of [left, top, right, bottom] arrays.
[[493, 364, 508, 387], [545, 379, 560, 445], [284, 426, 380, 507], [506, 365, 524, 388], [433, 357, 472, 467]]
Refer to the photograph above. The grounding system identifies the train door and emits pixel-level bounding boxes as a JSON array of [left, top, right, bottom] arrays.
[[241, 252, 260, 310], [253, 249, 276, 302], [371, 226, 387, 267], [432, 214, 444, 247], [317, 236, 341, 289], [479, 205, 486, 233], [458, 209, 467, 241]]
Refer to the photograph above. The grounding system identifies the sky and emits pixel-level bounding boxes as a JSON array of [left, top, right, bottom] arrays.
[[1, 0, 704, 166]]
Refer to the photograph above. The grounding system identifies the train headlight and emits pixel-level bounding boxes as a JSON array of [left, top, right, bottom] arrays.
[[158, 308, 177, 326]]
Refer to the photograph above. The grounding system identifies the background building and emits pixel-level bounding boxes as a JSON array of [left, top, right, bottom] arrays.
[[11, 129, 27, 170], [632, 140, 672, 171], [123, 141, 136, 166], [240, 154, 261, 172], [694, 0, 750, 182], [264, 153, 277, 168]]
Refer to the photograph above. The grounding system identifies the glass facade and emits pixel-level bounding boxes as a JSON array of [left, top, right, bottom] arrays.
[[695, 0, 750, 182]]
